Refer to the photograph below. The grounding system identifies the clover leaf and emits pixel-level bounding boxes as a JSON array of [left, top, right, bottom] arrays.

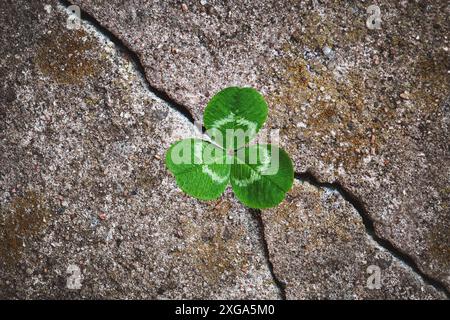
[[166, 138, 231, 200], [231, 144, 293, 208], [203, 87, 268, 150], [165, 87, 294, 209]]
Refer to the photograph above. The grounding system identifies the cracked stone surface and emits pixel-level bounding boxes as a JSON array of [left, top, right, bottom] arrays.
[[71, 0, 450, 290], [0, 1, 279, 299], [262, 181, 445, 299], [1, 0, 449, 299]]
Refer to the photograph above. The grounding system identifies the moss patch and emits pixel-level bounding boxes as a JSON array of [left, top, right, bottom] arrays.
[[177, 202, 249, 284], [35, 29, 100, 85], [0, 192, 50, 266]]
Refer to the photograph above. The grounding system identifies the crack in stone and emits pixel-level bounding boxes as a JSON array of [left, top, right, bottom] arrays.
[[58, 0, 281, 298], [59, 0, 197, 126], [249, 209, 287, 300], [58, 0, 449, 299], [295, 171, 450, 299]]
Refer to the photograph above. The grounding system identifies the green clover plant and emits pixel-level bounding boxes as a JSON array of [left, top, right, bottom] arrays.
[[165, 87, 294, 209]]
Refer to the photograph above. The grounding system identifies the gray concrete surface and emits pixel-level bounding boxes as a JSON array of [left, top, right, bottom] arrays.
[[0, 0, 448, 299]]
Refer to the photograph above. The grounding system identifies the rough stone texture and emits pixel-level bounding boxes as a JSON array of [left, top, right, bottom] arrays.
[[1, 0, 448, 300], [0, 1, 279, 299], [71, 0, 450, 290], [262, 181, 445, 299]]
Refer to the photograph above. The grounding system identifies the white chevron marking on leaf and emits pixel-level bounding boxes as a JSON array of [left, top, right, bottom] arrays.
[[211, 112, 235, 128], [257, 146, 271, 173], [211, 113, 257, 135], [202, 165, 229, 184], [235, 118, 257, 137], [233, 170, 262, 187]]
